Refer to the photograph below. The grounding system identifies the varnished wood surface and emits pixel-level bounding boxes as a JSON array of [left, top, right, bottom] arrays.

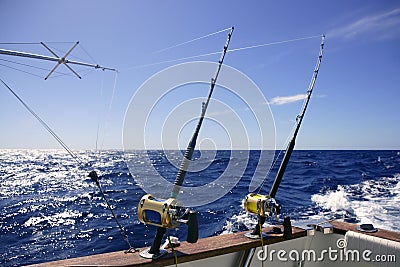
[[27, 225, 306, 267], [330, 220, 400, 242], [27, 221, 400, 266]]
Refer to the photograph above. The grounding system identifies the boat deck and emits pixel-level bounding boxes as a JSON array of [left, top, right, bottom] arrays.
[[28, 225, 305, 267], [28, 221, 400, 266]]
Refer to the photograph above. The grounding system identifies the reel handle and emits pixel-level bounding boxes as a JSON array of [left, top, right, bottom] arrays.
[[187, 211, 198, 243]]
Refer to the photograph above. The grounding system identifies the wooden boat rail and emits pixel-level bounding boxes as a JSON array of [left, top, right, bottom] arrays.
[[28, 225, 305, 267], [28, 221, 400, 267]]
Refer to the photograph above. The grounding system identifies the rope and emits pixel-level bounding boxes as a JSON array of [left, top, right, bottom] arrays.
[[154, 27, 232, 53], [0, 77, 84, 166]]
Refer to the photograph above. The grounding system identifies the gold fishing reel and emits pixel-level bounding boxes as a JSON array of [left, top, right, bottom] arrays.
[[138, 194, 182, 228], [137, 194, 199, 244], [244, 193, 280, 218], [243, 193, 282, 239]]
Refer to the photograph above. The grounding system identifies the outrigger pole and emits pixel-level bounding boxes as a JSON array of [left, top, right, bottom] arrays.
[[137, 27, 234, 259], [1, 42, 133, 250], [243, 35, 325, 238], [0, 42, 116, 79]]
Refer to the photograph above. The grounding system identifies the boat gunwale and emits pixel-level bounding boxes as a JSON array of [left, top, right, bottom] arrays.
[[27, 221, 400, 267]]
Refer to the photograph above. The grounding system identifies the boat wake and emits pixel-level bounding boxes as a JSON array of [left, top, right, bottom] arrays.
[[311, 173, 400, 231]]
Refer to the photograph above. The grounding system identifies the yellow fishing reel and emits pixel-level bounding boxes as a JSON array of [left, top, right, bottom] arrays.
[[137, 194, 198, 259], [244, 193, 280, 218], [138, 194, 183, 228], [243, 193, 281, 239], [138, 194, 198, 243]]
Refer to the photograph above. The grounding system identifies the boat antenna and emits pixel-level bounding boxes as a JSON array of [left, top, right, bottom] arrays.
[[243, 34, 325, 237], [0, 41, 117, 79], [137, 27, 234, 260]]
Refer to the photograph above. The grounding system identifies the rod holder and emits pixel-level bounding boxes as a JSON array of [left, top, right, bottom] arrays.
[[243, 193, 280, 238], [138, 194, 198, 258]]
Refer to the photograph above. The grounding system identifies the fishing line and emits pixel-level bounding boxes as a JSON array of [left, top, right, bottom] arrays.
[[0, 77, 84, 166], [45, 43, 100, 66], [256, 35, 324, 195], [0, 42, 41, 45], [49, 71, 83, 79], [0, 42, 76, 45], [126, 34, 321, 70], [0, 63, 44, 78], [95, 72, 105, 153], [258, 216, 265, 267], [227, 35, 321, 53], [79, 43, 98, 65], [1, 77, 136, 251], [87, 72, 136, 252], [167, 231, 178, 267], [1, 44, 133, 251], [154, 27, 232, 53], [87, 72, 137, 253], [99, 71, 118, 150], [0, 58, 73, 78], [125, 50, 222, 70], [88, 171, 137, 253], [50, 67, 97, 79], [257, 123, 297, 194], [0, 58, 87, 79], [0, 58, 51, 72]]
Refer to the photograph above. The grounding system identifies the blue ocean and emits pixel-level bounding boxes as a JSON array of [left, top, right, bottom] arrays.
[[1, 149, 399, 266]]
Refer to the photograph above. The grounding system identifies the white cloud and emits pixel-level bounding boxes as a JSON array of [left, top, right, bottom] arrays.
[[269, 94, 306, 105], [328, 8, 400, 40]]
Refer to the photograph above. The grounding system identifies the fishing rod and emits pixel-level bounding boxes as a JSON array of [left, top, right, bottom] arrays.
[[0, 41, 117, 79], [171, 27, 234, 199], [137, 27, 234, 260], [243, 35, 325, 238], [0, 47, 135, 251], [1, 77, 135, 251]]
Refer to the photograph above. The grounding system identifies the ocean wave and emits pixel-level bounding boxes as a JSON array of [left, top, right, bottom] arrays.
[[1, 149, 399, 265], [311, 173, 400, 231]]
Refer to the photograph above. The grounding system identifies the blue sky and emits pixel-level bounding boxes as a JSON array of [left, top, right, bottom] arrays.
[[0, 1, 399, 150]]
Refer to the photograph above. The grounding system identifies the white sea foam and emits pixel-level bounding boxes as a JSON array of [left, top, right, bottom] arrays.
[[311, 185, 353, 213], [24, 210, 82, 227], [221, 200, 274, 234], [311, 174, 400, 231]]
